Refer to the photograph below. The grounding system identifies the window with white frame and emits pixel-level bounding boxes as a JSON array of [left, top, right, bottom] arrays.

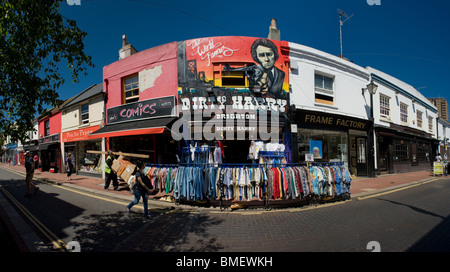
[[416, 110, 423, 128], [379, 94, 391, 118], [314, 73, 334, 105], [400, 103, 408, 123], [81, 104, 89, 125], [123, 74, 139, 104], [428, 117, 433, 133]]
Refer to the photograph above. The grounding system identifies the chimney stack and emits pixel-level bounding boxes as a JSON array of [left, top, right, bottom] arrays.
[[267, 18, 280, 41], [119, 34, 138, 60]]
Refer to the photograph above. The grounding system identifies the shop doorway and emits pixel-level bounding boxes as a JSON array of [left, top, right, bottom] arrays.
[[378, 145, 389, 172], [222, 140, 250, 163], [356, 137, 368, 176]]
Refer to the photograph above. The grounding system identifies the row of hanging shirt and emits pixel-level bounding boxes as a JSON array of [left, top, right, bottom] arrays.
[[143, 166, 178, 194], [180, 143, 223, 165], [169, 164, 352, 202], [307, 164, 352, 197]]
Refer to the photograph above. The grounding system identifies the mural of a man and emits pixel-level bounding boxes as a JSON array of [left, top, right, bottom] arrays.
[[250, 38, 286, 99]]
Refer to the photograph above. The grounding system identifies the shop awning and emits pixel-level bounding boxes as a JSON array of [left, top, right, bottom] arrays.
[[88, 117, 176, 139], [39, 143, 60, 151]]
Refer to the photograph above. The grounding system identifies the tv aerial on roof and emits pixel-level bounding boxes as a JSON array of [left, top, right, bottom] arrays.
[[338, 8, 354, 58]]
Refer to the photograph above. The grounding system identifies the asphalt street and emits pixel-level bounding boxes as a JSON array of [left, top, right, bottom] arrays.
[[1, 167, 449, 252]]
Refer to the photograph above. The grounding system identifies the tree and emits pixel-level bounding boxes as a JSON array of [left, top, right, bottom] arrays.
[[0, 0, 94, 142]]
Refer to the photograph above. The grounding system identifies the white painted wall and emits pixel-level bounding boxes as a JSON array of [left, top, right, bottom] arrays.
[[288, 42, 370, 120], [367, 67, 438, 137], [288, 42, 439, 141], [61, 96, 104, 132]]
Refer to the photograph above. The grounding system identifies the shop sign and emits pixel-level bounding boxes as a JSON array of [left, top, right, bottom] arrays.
[[179, 92, 288, 113], [107, 96, 176, 124], [39, 133, 60, 144], [433, 162, 444, 175], [62, 125, 100, 142], [297, 111, 370, 131]]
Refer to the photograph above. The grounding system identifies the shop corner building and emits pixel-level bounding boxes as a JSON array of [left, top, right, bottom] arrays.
[[85, 32, 440, 178]]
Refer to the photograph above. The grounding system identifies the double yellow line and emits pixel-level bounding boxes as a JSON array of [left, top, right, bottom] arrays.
[[0, 185, 68, 252], [356, 178, 441, 201]]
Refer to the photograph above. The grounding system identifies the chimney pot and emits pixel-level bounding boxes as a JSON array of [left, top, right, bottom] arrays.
[[270, 18, 277, 29], [267, 18, 281, 41], [122, 34, 128, 47]]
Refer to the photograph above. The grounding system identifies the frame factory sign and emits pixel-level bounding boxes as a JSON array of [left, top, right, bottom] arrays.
[[297, 110, 370, 131]]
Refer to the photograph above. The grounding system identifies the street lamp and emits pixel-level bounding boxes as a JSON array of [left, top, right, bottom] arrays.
[[366, 81, 378, 96], [363, 80, 378, 178]]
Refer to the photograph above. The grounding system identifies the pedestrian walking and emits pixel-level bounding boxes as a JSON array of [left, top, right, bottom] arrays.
[[24, 151, 39, 197], [126, 160, 153, 218], [104, 150, 118, 190], [66, 153, 74, 181]]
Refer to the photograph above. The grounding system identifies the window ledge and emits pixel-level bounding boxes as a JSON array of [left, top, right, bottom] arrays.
[[314, 103, 338, 110], [380, 116, 391, 123]]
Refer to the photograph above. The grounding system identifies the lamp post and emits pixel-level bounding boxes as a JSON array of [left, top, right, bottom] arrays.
[[365, 80, 378, 177]]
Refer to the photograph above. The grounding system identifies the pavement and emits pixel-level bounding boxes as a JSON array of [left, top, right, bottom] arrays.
[[0, 162, 446, 252]]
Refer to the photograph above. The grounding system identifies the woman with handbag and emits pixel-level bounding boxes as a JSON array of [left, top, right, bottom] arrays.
[[126, 160, 153, 218]]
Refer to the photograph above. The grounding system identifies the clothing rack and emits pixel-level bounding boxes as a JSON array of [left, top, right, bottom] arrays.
[[145, 163, 179, 168]]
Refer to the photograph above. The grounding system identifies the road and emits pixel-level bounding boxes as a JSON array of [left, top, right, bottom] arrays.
[[1, 167, 449, 252], [0, 167, 171, 252]]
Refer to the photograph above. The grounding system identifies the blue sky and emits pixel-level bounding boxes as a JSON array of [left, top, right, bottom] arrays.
[[58, 0, 450, 112]]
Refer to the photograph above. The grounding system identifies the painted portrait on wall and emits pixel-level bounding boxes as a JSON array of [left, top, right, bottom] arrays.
[[177, 36, 290, 106]]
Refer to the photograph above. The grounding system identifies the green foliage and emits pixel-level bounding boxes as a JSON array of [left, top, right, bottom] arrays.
[[0, 0, 94, 142]]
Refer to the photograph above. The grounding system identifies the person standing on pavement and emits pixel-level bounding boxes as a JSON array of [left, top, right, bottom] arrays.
[[65, 153, 74, 181], [24, 151, 39, 197], [436, 153, 442, 162], [104, 150, 118, 190], [126, 160, 153, 218]]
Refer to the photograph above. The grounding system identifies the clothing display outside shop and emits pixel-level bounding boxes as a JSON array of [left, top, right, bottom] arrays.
[[132, 140, 352, 209], [138, 163, 351, 205]]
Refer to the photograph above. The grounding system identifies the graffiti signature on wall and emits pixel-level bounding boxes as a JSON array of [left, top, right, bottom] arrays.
[[187, 38, 239, 67]]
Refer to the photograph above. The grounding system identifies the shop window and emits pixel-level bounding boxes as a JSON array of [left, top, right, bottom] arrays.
[[78, 141, 102, 175], [416, 110, 423, 128], [221, 71, 247, 87], [400, 103, 408, 124], [44, 120, 50, 136], [380, 94, 391, 119], [314, 73, 334, 105], [394, 139, 409, 162], [81, 104, 89, 125], [297, 128, 348, 167], [123, 75, 139, 104], [417, 142, 431, 162], [215, 63, 251, 88]]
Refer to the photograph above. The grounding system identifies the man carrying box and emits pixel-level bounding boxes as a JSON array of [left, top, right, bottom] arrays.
[[104, 150, 119, 190]]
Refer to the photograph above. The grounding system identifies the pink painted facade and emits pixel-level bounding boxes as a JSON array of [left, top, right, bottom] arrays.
[[38, 112, 61, 137], [38, 110, 62, 173], [103, 42, 179, 112]]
